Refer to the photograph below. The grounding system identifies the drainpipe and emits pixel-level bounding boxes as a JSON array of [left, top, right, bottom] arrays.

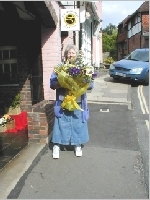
[[140, 12, 142, 48], [128, 38, 129, 54], [74, 1, 80, 49]]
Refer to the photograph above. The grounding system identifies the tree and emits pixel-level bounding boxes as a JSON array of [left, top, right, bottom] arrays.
[[102, 23, 118, 60], [103, 23, 117, 35]]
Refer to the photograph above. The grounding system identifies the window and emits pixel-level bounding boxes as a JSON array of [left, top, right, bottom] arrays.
[[118, 25, 123, 34], [118, 44, 122, 52], [123, 42, 127, 50], [0, 46, 19, 86], [131, 17, 135, 27]]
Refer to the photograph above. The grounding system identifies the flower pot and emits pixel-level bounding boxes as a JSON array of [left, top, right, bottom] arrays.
[[6, 119, 15, 130], [5, 106, 21, 115]]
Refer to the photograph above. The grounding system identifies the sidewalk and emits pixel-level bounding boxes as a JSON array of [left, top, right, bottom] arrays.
[[0, 72, 148, 199], [87, 72, 132, 109]]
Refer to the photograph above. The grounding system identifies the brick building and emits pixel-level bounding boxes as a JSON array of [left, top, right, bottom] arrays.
[[117, 1, 149, 60], [0, 1, 102, 143], [0, 1, 74, 143]]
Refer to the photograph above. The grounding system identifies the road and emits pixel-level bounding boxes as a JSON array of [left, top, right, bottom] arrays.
[[131, 83, 149, 192], [4, 72, 148, 199]]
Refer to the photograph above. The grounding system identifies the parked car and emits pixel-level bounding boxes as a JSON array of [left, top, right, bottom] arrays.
[[109, 48, 149, 85]]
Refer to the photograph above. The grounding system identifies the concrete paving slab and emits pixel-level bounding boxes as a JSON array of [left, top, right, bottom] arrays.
[[103, 93, 127, 98], [96, 97, 127, 102], [87, 72, 131, 109], [110, 89, 128, 93]]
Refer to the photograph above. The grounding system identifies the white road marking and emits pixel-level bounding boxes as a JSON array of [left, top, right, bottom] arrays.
[[137, 86, 146, 114], [145, 120, 149, 131], [137, 85, 149, 131], [139, 85, 149, 114]]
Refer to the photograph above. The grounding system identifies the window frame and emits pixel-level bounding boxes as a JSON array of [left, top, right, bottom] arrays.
[[0, 46, 19, 86]]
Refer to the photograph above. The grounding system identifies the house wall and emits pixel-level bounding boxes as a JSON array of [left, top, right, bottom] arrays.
[[81, 20, 92, 64], [117, 27, 128, 42], [61, 32, 74, 61], [117, 25, 128, 60], [128, 32, 141, 53], [0, 20, 38, 114], [128, 15, 141, 38], [128, 13, 149, 53], [95, 1, 103, 64], [142, 14, 149, 32], [26, 1, 61, 143], [41, 1, 61, 101], [91, 1, 102, 67], [117, 11, 149, 60], [27, 2, 75, 143]]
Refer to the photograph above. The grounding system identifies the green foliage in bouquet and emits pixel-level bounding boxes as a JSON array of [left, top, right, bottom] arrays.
[[53, 50, 97, 111], [75, 50, 84, 66]]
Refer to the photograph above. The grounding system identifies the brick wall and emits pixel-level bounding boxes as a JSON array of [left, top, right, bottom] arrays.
[[117, 28, 128, 42], [0, 35, 31, 115], [20, 79, 32, 111], [128, 13, 149, 53], [20, 2, 61, 143], [19, 75, 55, 144], [27, 100, 54, 144], [41, 1, 61, 101], [117, 12, 149, 59], [142, 14, 149, 32], [41, 26, 61, 101], [128, 32, 141, 53]]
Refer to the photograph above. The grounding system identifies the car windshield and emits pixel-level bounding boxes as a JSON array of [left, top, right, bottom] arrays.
[[125, 50, 149, 62]]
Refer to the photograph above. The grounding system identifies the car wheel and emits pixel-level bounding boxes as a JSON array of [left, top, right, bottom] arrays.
[[144, 71, 149, 86]]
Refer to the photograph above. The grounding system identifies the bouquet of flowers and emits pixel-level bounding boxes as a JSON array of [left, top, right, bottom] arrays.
[[54, 50, 97, 111], [0, 114, 13, 127]]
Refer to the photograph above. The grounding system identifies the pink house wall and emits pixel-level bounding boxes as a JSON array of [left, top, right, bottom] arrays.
[[41, 2, 74, 101], [61, 32, 74, 61], [92, 1, 103, 65], [95, 1, 102, 19], [41, 1, 61, 101]]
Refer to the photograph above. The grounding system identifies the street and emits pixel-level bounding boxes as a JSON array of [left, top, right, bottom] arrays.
[[131, 83, 149, 192], [0, 1, 149, 199], [3, 71, 148, 199]]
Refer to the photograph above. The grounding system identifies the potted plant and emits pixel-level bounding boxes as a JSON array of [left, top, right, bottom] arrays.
[[103, 57, 115, 69], [5, 93, 21, 115]]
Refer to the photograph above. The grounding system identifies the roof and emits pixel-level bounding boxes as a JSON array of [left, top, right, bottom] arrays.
[[118, 1, 149, 26], [118, 15, 131, 27], [138, 1, 149, 12]]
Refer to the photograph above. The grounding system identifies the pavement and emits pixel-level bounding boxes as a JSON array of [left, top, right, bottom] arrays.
[[0, 71, 148, 199], [87, 71, 132, 109]]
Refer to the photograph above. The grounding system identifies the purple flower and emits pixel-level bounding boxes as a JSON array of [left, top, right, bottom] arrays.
[[92, 73, 98, 78], [69, 67, 81, 76]]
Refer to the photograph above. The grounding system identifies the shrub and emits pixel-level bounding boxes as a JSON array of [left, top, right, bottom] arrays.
[[103, 57, 114, 64]]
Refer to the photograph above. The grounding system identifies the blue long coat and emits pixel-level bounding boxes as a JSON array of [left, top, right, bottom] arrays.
[[50, 71, 94, 145]]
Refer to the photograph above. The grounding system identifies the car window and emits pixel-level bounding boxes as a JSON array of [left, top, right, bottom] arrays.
[[125, 50, 149, 62]]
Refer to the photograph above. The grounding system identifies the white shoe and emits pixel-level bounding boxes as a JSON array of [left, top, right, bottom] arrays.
[[75, 145, 82, 157], [53, 145, 59, 159]]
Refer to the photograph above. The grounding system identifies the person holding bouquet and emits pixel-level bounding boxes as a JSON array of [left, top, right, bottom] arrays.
[[50, 44, 95, 159]]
